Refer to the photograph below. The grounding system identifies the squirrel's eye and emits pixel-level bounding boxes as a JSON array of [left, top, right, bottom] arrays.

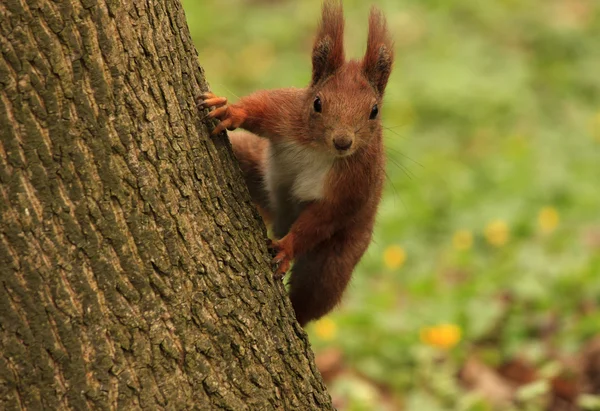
[[313, 97, 322, 113], [369, 104, 378, 120]]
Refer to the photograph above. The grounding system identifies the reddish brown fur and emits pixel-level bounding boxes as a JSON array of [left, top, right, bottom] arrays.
[[198, 1, 393, 326], [362, 7, 394, 95], [312, 0, 345, 84]]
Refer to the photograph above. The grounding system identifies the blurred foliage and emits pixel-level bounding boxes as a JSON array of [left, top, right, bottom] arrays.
[[183, 0, 600, 409]]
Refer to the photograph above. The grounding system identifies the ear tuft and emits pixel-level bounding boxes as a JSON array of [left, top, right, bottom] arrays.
[[312, 0, 345, 85], [362, 6, 394, 96]]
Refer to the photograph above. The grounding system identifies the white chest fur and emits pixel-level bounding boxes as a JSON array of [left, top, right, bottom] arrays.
[[265, 142, 334, 202]]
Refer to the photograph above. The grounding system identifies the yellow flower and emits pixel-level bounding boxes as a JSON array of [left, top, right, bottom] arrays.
[[484, 220, 510, 247], [452, 229, 473, 251], [383, 245, 406, 269], [538, 206, 560, 234], [420, 324, 461, 349], [314, 318, 337, 341]]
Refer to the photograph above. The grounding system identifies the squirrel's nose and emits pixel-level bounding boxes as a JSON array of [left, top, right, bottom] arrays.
[[333, 136, 353, 151]]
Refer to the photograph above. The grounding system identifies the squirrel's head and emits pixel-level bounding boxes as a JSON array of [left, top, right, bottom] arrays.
[[305, 0, 394, 158]]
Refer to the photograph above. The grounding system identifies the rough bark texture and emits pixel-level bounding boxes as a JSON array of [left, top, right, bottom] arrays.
[[0, 0, 333, 409]]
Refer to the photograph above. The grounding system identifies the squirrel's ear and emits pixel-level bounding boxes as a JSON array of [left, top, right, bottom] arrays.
[[312, 0, 345, 85], [362, 6, 394, 96]]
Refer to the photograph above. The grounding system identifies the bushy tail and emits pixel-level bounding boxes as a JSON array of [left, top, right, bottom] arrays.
[[288, 228, 368, 326]]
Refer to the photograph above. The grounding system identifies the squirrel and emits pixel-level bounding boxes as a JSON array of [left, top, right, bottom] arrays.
[[197, 0, 394, 327]]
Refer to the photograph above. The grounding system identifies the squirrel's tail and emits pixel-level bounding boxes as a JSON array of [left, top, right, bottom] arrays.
[[288, 227, 370, 326]]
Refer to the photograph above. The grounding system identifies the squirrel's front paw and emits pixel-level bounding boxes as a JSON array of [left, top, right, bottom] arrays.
[[196, 92, 246, 135], [269, 239, 293, 280]]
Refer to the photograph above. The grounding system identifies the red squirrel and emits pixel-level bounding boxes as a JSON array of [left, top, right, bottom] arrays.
[[197, 1, 393, 326]]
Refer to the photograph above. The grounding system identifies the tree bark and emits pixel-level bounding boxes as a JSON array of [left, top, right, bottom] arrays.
[[0, 0, 332, 409]]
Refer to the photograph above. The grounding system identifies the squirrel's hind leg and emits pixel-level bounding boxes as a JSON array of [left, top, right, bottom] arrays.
[[289, 227, 370, 326], [229, 130, 272, 224]]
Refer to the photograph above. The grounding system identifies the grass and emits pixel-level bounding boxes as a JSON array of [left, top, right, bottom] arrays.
[[183, 1, 600, 409]]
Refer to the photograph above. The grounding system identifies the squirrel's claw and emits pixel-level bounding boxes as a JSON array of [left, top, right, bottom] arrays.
[[197, 92, 246, 136], [208, 106, 228, 120], [269, 239, 293, 280], [212, 117, 233, 135], [198, 93, 228, 109], [272, 252, 291, 280]]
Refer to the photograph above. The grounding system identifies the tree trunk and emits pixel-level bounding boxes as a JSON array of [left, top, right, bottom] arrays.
[[0, 0, 332, 409]]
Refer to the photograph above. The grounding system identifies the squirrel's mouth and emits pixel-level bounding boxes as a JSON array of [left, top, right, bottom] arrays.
[[334, 147, 356, 158]]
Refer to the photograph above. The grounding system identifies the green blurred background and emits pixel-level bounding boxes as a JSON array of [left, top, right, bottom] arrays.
[[183, 1, 600, 409]]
